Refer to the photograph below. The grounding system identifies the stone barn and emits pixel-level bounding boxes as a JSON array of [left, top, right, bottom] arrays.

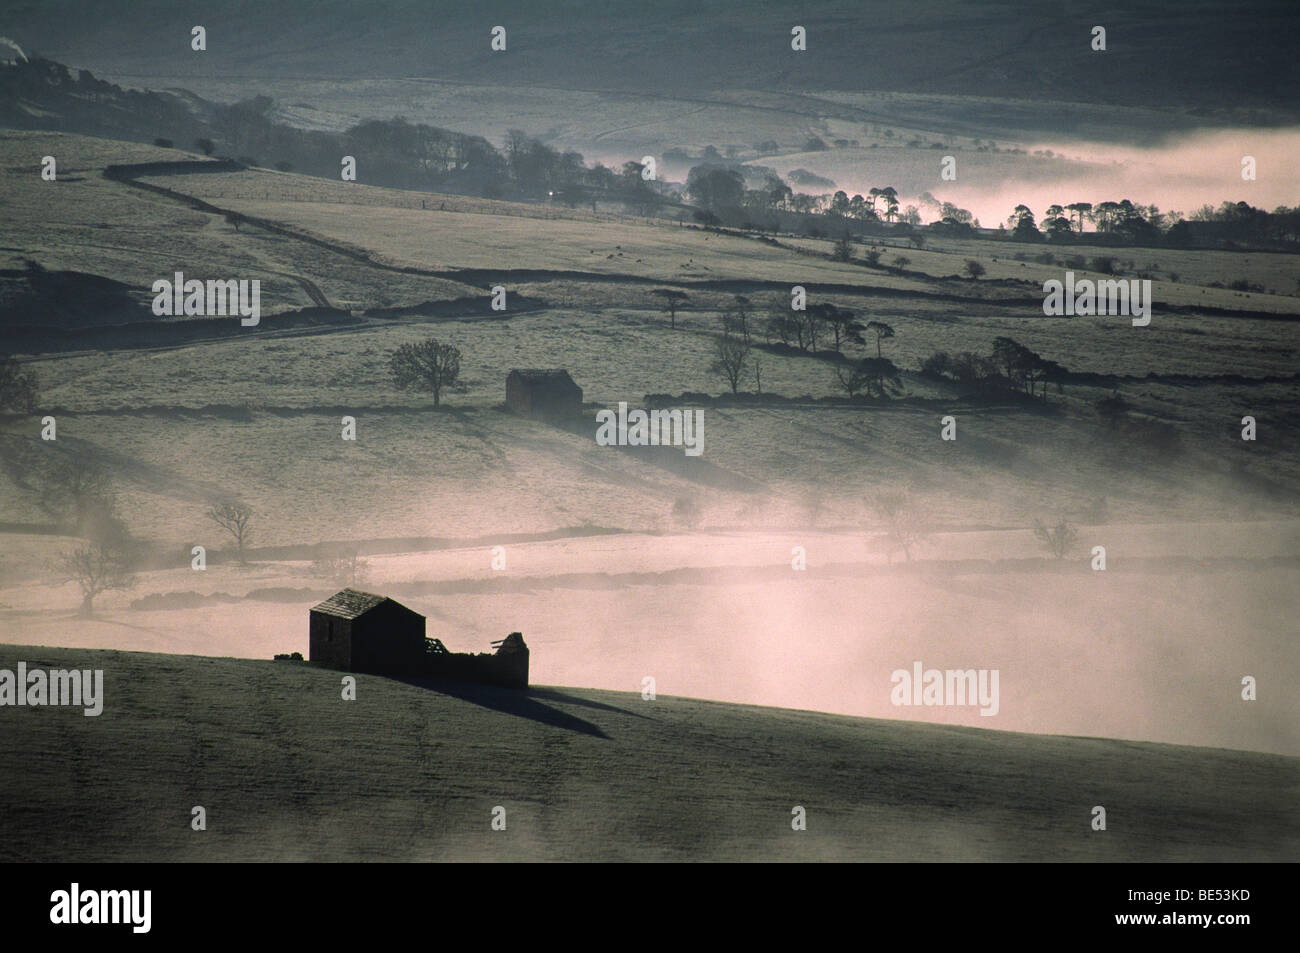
[[309, 589, 426, 675], [506, 368, 582, 421]]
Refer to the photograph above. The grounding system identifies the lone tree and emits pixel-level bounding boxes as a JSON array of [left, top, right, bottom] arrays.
[[832, 233, 853, 262], [390, 338, 462, 407], [56, 541, 136, 615], [224, 210, 246, 232], [865, 320, 895, 358], [833, 361, 868, 397], [650, 289, 689, 330], [964, 260, 986, 280], [710, 327, 750, 394], [1033, 518, 1078, 559], [194, 137, 216, 156], [872, 489, 929, 563], [44, 458, 118, 537], [1, 355, 39, 412], [206, 502, 254, 564]]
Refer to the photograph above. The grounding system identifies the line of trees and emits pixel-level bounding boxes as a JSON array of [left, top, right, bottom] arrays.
[[684, 164, 964, 230], [684, 155, 1297, 249], [1008, 199, 1300, 247], [919, 337, 1067, 399], [766, 301, 873, 356], [699, 293, 912, 398]]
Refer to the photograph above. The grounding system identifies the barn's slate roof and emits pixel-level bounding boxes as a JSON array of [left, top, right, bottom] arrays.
[[310, 588, 388, 620], [507, 368, 580, 391]]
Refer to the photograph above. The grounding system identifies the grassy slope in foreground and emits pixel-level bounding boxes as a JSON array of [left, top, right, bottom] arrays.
[[0, 645, 1295, 862]]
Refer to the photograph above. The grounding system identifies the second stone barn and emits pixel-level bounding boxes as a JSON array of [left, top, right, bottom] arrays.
[[308, 589, 529, 688], [506, 368, 582, 421]]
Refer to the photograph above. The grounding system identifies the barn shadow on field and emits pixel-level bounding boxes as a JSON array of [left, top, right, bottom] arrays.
[[391, 675, 612, 739], [528, 686, 652, 720]]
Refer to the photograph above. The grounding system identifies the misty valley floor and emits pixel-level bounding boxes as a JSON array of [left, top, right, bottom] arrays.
[[0, 646, 1294, 862]]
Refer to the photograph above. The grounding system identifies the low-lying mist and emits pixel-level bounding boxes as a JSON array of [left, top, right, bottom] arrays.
[[920, 127, 1300, 228]]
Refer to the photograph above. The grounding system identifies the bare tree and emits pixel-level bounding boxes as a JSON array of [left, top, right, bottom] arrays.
[[710, 327, 751, 394], [802, 305, 823, 352], [1033, 519, 1078, 559], [833, 361, 867, 397], [731, 295, 753, 344], [865, 320, 895, 358], [56, 541, 136, 615], [206, 502, 254, 564], [766, 305, 805, 350], [44, 456, 109, 513], [872, 489, 929, 563], [390, 338, 462, 407]]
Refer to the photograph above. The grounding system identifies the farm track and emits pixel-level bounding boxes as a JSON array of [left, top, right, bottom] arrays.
[[272, 269, 332, 308]]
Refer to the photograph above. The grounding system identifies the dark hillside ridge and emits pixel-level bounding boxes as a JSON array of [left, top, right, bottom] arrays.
[[0, 645, 1295, 861], [5, 0, 1299, 117]]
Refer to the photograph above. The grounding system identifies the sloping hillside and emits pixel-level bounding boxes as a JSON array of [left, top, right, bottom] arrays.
[[6, 0, 1298, 117], [0, 645, 1294, 861]]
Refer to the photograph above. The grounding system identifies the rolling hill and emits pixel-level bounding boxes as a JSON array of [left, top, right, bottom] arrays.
[[1, 645, 1295, 861]]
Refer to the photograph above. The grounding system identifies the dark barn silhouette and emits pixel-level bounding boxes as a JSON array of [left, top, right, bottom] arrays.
[[309, 588, 529, 687], [506, 368, 582, 421], [309, 589, 426, 674]]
